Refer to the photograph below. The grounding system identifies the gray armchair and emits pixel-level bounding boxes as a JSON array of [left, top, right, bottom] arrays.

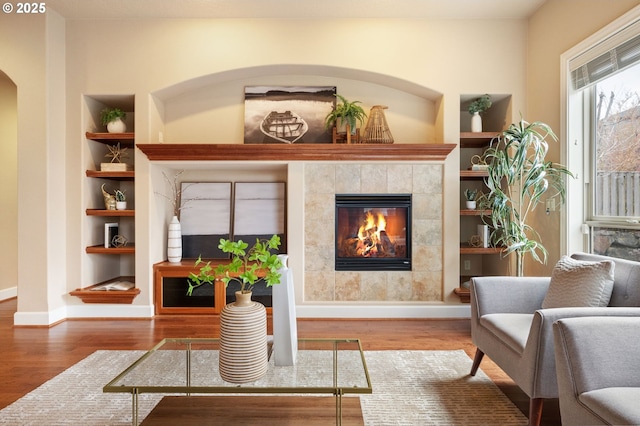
[[553, 316, 640, 425], [469, 253, 640, 426]]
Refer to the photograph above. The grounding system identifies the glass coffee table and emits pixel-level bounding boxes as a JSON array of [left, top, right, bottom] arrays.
[[103, 338, 372, 425]]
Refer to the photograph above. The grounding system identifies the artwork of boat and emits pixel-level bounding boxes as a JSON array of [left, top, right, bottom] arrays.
[[260, 110, 308, 144]]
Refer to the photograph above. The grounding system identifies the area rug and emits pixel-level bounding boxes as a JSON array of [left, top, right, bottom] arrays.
[[0, 350, 527, 425]]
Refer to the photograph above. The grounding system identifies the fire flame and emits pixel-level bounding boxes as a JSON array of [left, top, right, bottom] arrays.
[[356, 211, 387, 256]]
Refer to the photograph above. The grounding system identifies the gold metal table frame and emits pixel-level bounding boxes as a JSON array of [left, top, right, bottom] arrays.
[[103, 338, 372, 425]]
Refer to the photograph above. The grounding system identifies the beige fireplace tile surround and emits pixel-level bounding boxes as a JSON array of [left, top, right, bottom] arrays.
[[303, 163, 443, 303]]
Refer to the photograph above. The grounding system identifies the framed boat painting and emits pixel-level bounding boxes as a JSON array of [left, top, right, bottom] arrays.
[[244, 86, 336, 144]]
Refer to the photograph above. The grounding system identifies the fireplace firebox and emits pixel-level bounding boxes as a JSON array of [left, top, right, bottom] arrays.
[[335, 194, 411, 271]]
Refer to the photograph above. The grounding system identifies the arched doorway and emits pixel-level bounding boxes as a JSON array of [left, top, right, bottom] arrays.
[[0, 70, 18, 300]]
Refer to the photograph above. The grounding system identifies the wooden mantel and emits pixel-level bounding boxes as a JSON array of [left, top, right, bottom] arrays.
[[137, 143, 456, 162]]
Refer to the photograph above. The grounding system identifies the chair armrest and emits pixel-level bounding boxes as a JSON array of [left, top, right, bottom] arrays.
[[554, 316, 640, 392], [470, 276, 550, 317]]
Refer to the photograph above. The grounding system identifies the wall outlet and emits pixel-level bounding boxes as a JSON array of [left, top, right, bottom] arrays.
[[546, 198, 556, 212], [464, 260, 471, 271]]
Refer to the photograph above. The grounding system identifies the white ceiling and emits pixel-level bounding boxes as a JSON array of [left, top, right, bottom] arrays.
[[46, 0, 547, 20]]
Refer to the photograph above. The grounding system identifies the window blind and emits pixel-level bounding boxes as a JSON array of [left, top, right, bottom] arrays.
[[571, 19, 640, 90]]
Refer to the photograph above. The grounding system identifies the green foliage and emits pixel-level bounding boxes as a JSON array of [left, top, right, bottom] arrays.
[[468, 95, 492, 115], [464, 188, 478, 201], [482, 120, 574, 276], [324, 94, 368, 134], [114, 189, 126, 202], [100, 108, 126, 125], [186, 235, 283, 296]]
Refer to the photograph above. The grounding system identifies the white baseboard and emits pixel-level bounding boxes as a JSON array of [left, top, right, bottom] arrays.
[[296, 304, 471, 319], [14, 304, 154, 326], [0, 286, 17, 301], [14, 305, 67, 326]]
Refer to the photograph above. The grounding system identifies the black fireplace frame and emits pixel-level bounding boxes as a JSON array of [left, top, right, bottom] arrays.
[[335, 194, 412, 271]]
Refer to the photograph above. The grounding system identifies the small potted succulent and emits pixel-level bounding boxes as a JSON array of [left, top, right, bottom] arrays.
[[324, 94, 367, 137], [100, 107, 127, 133], [468, 95, 492, 132], [114, 189, 127, 210], [464, 188, 478, 210]]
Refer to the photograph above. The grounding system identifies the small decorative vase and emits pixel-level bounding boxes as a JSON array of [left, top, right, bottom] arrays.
[[167, 215, 182, 263], [471, 112, 482, 132], [219, 291, 268, 384], [106, 118, 126, 133], [466, 200, 477, 210], [116, 201, 127, 210]]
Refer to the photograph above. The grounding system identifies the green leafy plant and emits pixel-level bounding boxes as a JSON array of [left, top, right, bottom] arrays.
[[187, 235, 283, 296], [464, 188, 478, 201], [114, 189, 126, 202], [324, 94, 367, 134], [100, 107, 126, 125], [482, 120, 574, 276], [468, 95, 492, 115]]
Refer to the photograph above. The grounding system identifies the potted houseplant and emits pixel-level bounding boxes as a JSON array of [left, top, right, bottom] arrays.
[[468, 94, 492, 132], [101, 107, 127, 133], [464, 188, 478, 210], [187, 235, 282, 384], [114, 189, 127, 210], [324, 94, 367, 141], [482, 119, 574, 276]]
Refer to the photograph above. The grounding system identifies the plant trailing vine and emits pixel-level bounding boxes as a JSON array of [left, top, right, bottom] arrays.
[[187, 235, 283, 296], [481, 119, 574, 276]]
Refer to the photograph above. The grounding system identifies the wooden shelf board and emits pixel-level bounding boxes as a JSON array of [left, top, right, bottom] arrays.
[[137, 143, 457, 162], [459, 132, 499, 148], [453, 287, 470, 303], [460, 170, 488, 179], [86, 170, 135, 179], [460, 244, 503, 254], [70, 276, 139, 304], [460, 209, 491, 216], [86, 132, 135, 145], [86, 244, 135, 254], [86, 209, 135, 217]]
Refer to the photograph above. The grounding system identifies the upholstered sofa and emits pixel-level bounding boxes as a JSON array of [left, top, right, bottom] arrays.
[[553, 316, 640, 425], [469, 253, 640, 426]]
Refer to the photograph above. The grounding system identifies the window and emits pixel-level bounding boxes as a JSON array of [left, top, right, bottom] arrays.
[[563, 10, 640, 261]]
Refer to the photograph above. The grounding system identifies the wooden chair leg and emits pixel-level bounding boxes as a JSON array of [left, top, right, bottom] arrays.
[[470, 349, 484, 376], [528, 398, 544, 426]]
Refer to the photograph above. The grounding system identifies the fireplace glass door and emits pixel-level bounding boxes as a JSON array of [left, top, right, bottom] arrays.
[[335, 194, 411, 271]]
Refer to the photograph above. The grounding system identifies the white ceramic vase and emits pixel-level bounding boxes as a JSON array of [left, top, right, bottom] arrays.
[[167, 215, 182, 263], [116, 201, 127, 210], [106, 118, 126, 133], [471, 112, 482, 132], [219, 291, 268, 383]]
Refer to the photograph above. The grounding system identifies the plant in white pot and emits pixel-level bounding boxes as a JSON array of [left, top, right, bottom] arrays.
[[114, 189, 127, 210], [464, 188, 478, 210], [468, 95, 492, 132], [101, 107, 127, 133], [187, 235, 283, 383]]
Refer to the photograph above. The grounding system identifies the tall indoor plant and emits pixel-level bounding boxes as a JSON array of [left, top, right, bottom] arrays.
[[482, 120, 574, 276]]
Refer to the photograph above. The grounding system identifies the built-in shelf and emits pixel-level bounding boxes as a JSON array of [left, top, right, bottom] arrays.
[[86, 209, 135, 217], [70, 276, 139, 304], [85, 132, 135, 145], [460, 209, 491, 216], [460, 243, 503, 255], [86, 244, 135, 254], [459, 132, 499, 148], [86, 170, 135, 180], [460, 170, 489, 179]]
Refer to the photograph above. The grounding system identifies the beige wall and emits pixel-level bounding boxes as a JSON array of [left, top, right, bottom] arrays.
[[525, 0, 639, 276], [0, 72, 17, 293]]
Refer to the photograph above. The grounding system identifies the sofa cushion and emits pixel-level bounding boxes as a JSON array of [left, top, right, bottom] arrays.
[[480, 313, 533, 354], [580, 387, 640, 425], [542, 255, 615, 309]]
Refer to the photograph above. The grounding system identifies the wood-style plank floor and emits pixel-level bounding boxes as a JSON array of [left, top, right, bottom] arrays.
[[0, 298, 560, 424]]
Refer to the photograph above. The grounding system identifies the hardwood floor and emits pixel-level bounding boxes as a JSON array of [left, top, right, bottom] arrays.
[[0, 298, 560, 424]]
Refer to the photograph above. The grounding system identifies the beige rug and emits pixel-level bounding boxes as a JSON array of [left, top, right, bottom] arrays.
[[0, 350, 527, 425]]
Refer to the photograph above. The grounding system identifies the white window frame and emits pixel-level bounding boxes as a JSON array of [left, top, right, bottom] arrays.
[[561, 5, 640, 255]]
